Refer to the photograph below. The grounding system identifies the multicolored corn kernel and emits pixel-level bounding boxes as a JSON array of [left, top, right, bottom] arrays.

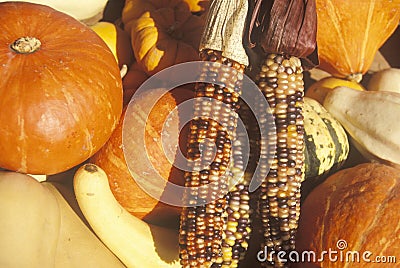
[[211, 121, 252, 268], [255, 53, 305, 267], [179, 49, 246, 268]]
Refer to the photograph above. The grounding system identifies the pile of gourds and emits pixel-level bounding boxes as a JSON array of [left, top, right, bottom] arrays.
[[0, 0, 399, 267]]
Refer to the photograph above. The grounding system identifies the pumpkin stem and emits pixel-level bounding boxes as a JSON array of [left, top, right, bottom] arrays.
[[346, 73, 363, 83], [10, 37, 41, 54]]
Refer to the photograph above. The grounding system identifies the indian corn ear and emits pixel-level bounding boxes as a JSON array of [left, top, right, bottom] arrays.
[[179, 0, 250, 267], [249, 0, 318, 266]]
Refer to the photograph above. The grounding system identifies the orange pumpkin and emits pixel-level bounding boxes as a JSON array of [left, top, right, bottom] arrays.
[[0, 2, 123, 175], [90, 87, 193, 226], [316, 0, 400, 82], [122, 0, 205, 74], [295, 163, 400, 267]]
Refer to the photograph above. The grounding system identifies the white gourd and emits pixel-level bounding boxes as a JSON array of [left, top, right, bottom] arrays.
[[367, 68, 400, 94], [323, 86, 400, 168]]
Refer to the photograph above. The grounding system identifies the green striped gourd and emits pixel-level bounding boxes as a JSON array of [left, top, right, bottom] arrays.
[[303, 97, 349, 179]]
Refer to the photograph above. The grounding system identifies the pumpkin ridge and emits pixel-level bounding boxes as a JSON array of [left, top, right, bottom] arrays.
[[0, 69, 27, 172], [376, 10, 400, 49], [175, 41, 197, 64], [353, 173, 397, 253], [319, 189, 331, 260], [15, 78, 29, 173], [377, 210, 400, 258], [324, 0, 352, 75], [56, 85, 92, 152], [359, 0, 375, 75], [18, 117, 28, 173], [100, 143, 127, 175], [142, 46, 165, 72], [366, 177, 400, 257], [170, 8, 192, 34], [46, 57, 111, 163], [133, 25, 158, 61], [154, 8, 193, 46]]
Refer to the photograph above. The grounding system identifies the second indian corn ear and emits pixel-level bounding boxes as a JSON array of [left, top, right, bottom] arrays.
[[255, 53, 305, 267], [248, 0, 318, 266]]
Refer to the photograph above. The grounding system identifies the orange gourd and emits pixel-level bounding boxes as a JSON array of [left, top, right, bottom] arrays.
[[0, 2, 123, 175], [90, 87, 193, 225], [316, 0, 400, 82], [122, 0, 205, 74], [295, 163, 400, 267]]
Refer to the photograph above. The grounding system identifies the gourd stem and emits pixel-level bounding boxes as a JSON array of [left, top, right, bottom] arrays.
[[84, 164, 99, 173], [120, 64, 128, 79], [10, 37, 41, 54], [346, 73, 363, 83], [29, 174, 48, 182]]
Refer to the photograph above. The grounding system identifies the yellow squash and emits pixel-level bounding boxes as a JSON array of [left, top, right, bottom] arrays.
[[90, 21, 134, 68], [74, 164, 181, 268], [305, 76, 365, 104]]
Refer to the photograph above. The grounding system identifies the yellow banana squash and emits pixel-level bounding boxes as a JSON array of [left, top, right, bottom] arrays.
[[73, 163, 181, 268]]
